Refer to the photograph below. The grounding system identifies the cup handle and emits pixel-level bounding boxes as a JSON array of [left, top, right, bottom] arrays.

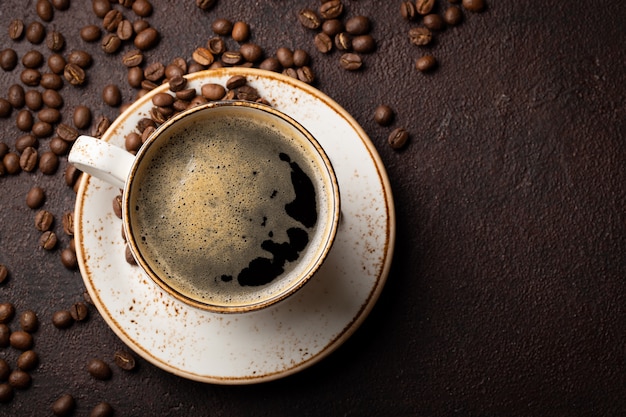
[[68, 135, 135, 190]]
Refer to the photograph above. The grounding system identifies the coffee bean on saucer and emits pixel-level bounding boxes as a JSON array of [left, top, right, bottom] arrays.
[[17, 350, 39, 371], [51, 393, 75, 416], [52, 310, 73, 329], [114, 350, 136, 371], [0, 303, 15, 324], [19, 310, 39, 332], [70, 302, 89, 321], [8, 370, 30, 390], [87, 359, 112, 380], [9, 330, 33, 350]]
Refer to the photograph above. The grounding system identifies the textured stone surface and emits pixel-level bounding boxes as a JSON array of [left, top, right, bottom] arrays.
[[0, 0, 625, 415]]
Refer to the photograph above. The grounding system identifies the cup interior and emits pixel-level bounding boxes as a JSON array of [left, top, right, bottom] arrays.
[[123, 101, 340, 313]]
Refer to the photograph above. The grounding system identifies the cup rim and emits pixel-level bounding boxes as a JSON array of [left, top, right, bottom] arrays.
[[122, 100, 341, 313]]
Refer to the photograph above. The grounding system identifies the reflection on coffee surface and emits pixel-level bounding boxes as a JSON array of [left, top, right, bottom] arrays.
[[131, 111, 319, 306]]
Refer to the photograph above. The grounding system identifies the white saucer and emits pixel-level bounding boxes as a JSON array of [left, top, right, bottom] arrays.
[[74, 68, 395, 384]]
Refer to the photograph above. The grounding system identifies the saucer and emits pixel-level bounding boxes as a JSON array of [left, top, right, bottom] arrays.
[[74, 68, 395, 384]]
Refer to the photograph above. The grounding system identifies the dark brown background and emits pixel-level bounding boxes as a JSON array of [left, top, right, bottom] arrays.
[[1, 0, 625, 415]]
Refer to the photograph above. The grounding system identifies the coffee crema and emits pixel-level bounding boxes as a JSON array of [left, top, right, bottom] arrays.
[[127, 106, 326, 307]]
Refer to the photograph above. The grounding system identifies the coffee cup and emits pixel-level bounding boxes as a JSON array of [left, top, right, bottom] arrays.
[[69, 100, 340, 313]]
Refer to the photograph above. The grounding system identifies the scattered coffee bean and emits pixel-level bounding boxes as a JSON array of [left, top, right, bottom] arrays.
[[25, 90, 43, 110], [50, 137, 70, 155], [114, 350, 136, 371], [127, 66, 144, 88], [423, 14, 445, 31], [0, 303, 15, 323], [80, 24, 102, 42], [3, 153, 21, 175], [19, 147, 38, 172], [400, 1, 417, 21], [39, 151, 59, 174], [26, 21, 46, 44], [102, 33, 122, 54], [35, 210, 54, 232], [8, 370, 30, 390], [51, 0, 70, 10], [70, 302, 89, 321], [340, 53, 362, 71], [62, 212, 74, 236], [352, 35, 376, 54], [52, 310, 73, 329], [42, 89, 63, 108], [26, 186, 45, 208], [133, 0, 153, 17], [36, 0, 54, 21], [444, 6, 463, 25], [46, 31, 65, 52], [259, 57, 281, 72], [212, 18, 233, 35], [388, 127, 409, 149], [0, 383, 13, 403], [415, 54, 437, 72], [10, 330, 33, 350], [68, 50, 93, 68], [117, 19, 134, 40], [0, 324, 10, 346], [409, 27, 433, 46], [416, 0, 435, 15], [463, 0, 486, 12], [103, 9, 123, 32], [8, 19, 25, 40], [64, 164, 80, 187], [168, 75, 187, 92], [87, 359, 112, 380], [314, 33, 333, 54], [32, 121, 54, 138], [122, 49, 143, 67], [18, 310, 39, 333], [16, 109, 34, 131], [133, 19, 150, 34], [240, 43, 263, 62], [21, 69, 42, 87], [222, 50, 243, 65], [335, 32, 352, 52], [64, 62, 86, 85], [92, 115, 111, 137], [196, 0, 217, 10], [192, 47, 214, 66], [276, 47, 294, 68], [232, 21, 250, 42], [134, 27, 159, 50], [17, 350, 38, 371], [0, 358, 9, 380], [41, 73, 64, 90], [51, 393, 75, 417], [40, 230, 57, 250], [7, 84, 25, 108], [345, 16, 371, 35], [0, 49, 18, 71], [102, 84, 122, 106], [90, 402, 115, 417], [57, 123, 79, 142], [60, 248, 78, 270], [374, 105, 395, 126], [292, 49, 310, 67], [71, 105, 91, 129], [200, 83, 225, 101], [0, 265, 8, 284], [48, 54, 66, 74], [319, 0, 343, 20]]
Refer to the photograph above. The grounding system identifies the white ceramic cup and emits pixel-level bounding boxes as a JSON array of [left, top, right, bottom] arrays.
[[69, 100, 340, 313]]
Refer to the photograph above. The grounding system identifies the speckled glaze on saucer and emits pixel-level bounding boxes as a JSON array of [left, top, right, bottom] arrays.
[[74, 68, 395, 384]]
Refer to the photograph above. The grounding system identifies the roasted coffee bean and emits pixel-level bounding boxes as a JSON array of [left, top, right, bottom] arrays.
[[90, 402, 114, 417], [133, 0, 153, 16], [46, 31, 65, 52], [141, 125, 156, 142], [0, 358, 9, 380], [0, 383, 13, 403], [92, 115, 111, 138], [211, 18, 233, 35], [222, 51, 243, 65], [26, 21, 46, 44], [175, 88, 196, 101], [151, 92, 174, 107], [17, 350, 38, 372], [319, 0, 343, 19], [22, 50, 44, 69], [42, 89, 63, 108], [64, 164, 80, 187], [8, 19, 25, 40], [117, 19, 134, 40], [21, 69, 42, 86], [352, 35, 376, 53], [345, 16, 371, 35], [4, 153, 21, 175], [8, 84, 25, 108], [231, 21, 250, 42], [0, 49, 18, 71], [19, 147, 38, 172], [37, 0, 54, 21], [374, 105, 395, 126], [41, 73, 64, 90], [68, 50, 93, 68], [10, 331, 33, 350], [102, 84, 122, 106], [0, 265, 8, 284], [70, 302, 89, 321], [400, 1, 417, 21], [292, 49, 309, 67], [314, 32, 333, 54], [80, 24, 102, 42], [48, 54, 66, 74], [8, 370, 30, 390], [207, 37, 226, 55], [144, 62, 165, 82], [320, 19, 342, 37], [103, 9, 123, 32], [276, 47, 294, 68], [15, 134, 39, 152], [196, 0, 217, 10], [32, 121, 53, 138], [62, 211, 74, 236], [259, 57, 281, 72], [52, 310, 73, 328], [50, 137, 69, 155], [415, 54, 437, 72], [134, 27, 159, 50], [416, 0, 435, 15], [114, 350, 136, 371], [102, 33, 122, 54], [73, 105, 92, 129], [444, 6, 463, 25], [132, 19, 150, 34], [39, 151, 59, 174], [0, 324, 10, 346], [51, 0, 70, 11], [339, 53, 362, 71], [57, 123, 79, 142], [0, 143, 7, 158], [298, 9, 321, 30], [51, 393, 75, 416], [35, 210, 54, 232], [199, 83, 225, 101], [125, 244, 137, 264], [240, 43, 263, 62], [192, 47, 214, 66], [122, 49, 143, 67], [297, 66, 315, 84], [16, 110, 34, 131], [335, 32, 352, 51], [0, 303, 15, 323], [127, 66, 144, 87], [235, 85, 260, 101], [423, 14, 445, 31], [60, 248, 78, 270], [87, 359, 112, 380], [25, 90, 43, 110], [119, 0, 133, 7], [26, 186, 45, 208], [168, 75, 187, 92], [409, 27, 433, 46], [40, 230, 58, 250], [64, 63, 86, 85], [388, 127, 409, 149], [19, 311, 39, 333], [463, 0, 485, 12]]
